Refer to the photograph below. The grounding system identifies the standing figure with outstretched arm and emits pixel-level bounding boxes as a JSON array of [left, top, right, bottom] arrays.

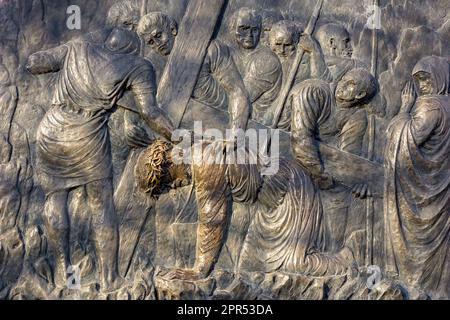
[[26, 28, 174, 293]]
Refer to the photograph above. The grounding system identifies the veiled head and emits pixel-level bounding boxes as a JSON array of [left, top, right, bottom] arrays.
[[412, 56, 450, 96]]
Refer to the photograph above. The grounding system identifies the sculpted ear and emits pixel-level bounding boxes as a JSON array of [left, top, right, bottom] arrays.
[[330, 38, 336, 49], [356, 90, 367, 100], [171, 23, 178, 36]]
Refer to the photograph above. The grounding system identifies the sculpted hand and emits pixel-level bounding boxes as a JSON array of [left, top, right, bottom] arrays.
[[124, 112, 153, 148], [298, 34, 319, 54], [400, 81, 416, 113]]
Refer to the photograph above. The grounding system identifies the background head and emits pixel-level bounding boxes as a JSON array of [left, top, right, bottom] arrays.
[[260, 9, 283, 45], [137, 12, 178, 56], [106, 0, 140, 31], [230, 7, 262, 50], [316, 23, 353, 58], [335, 68, 379, 108], [268, 20, 299, 59], [412, 55, 450, 96]]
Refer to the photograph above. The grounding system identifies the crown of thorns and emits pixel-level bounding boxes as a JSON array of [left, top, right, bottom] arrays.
[[137, 139, 173, 197]]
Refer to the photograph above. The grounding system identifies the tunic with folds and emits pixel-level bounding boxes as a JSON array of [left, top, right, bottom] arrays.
[[239, 159, 351, 276], [34, 32, 157, 194], [231, 46, 282, 126]]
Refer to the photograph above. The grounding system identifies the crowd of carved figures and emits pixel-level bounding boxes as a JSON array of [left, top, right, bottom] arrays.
[[0, 0, 448, 300]]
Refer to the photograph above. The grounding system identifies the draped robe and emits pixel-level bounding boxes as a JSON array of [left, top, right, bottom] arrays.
[[239, 159, 351, 276], [384, 56, 450, 299]]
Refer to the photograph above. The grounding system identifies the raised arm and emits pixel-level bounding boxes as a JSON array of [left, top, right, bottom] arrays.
[[298, 34, 332, 82]]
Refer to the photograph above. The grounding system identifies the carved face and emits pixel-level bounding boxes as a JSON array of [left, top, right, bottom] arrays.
[[335, 73, 366, 108], [117, 13, 139, 31], [143, 25, 176, 56], [235, 14, 261, 50], [331, 32, 353, 58], [413, 71, 435, 96], [269, 29, 296, 58]]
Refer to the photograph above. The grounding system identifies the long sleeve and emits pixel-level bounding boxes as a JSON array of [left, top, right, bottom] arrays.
[[208, 40, 250, 132], [290, 81, 332, 177], [291, 96, 323, 176], [26, 44, 68, 74]]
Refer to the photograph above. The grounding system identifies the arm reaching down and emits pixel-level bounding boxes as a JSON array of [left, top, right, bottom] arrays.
[[130, 62, 175, 141]]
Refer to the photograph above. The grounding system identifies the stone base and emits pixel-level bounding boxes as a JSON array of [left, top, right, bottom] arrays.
[[154, 273, 216, 300]]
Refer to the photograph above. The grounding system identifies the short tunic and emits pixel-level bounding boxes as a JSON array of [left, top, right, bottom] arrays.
[[34, 33, 156, 194]]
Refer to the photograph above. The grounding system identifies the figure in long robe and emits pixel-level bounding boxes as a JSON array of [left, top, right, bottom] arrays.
[[384, 55, 450, 299]]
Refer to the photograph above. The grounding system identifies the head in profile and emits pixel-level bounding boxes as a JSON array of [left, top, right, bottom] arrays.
[[412, 55, 450, 96], [137, 12, 178, 56], [106, 0, 140, 31], [335, 68, 378, 108], [268, 20, 299, 59], [230, 7, 262, 50], [316, 23, 353, 58]]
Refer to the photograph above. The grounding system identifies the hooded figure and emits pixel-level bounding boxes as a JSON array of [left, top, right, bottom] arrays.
[[384, 55, 450, 299]]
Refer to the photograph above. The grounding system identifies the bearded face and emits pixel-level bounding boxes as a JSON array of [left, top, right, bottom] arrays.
[[136, 140, 191, 198]]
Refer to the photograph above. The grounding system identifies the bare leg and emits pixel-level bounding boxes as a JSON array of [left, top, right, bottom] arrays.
[[86, 179, 123, 293], [43, 190, 70, 288]]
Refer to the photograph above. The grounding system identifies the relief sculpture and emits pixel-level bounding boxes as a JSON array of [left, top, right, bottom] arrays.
[[0, 0, 448, 300]]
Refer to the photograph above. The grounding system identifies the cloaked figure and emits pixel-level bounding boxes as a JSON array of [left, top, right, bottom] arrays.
[[384, 56, 450, 299]]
